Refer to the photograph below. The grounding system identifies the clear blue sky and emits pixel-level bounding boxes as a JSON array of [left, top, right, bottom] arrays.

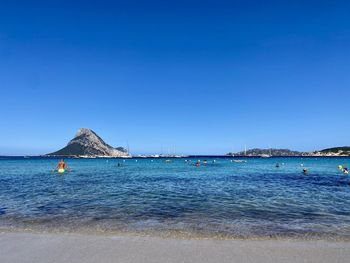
[[1, 0, 349, 155]]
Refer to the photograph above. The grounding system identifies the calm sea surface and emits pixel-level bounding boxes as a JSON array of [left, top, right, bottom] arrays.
[[1, 157, 350, 239]]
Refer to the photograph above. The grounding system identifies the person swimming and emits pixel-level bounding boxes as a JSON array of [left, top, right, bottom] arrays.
[[343, 168, 349, 174], [195, 160, 200, 167], [302, 168, 308, 174], [275, 163, 280, 168], [53, 159, 69, 174]]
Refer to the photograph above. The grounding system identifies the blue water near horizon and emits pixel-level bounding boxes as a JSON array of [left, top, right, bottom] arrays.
[[1, 157, 350, 239]]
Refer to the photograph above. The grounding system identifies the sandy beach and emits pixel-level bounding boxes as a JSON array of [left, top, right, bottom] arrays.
[[1, 232, 349, 263]]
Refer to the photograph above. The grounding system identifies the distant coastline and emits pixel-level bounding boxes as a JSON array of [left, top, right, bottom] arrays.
[[1, 155, 350, 160], [226, 147, 350, 157], [4, 128, 347, 158]]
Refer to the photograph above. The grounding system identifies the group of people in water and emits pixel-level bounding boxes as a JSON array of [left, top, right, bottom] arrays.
[[184, 159, 210, 167], [273, 162, 349, 175], [53, 159, 349, 179], [276, 163, 349, 174], [338, 165, 349, 174]]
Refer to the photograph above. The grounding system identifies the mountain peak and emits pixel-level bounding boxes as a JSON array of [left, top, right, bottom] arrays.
[[47, 128, 129, 157], [75, 128, 94, 137]]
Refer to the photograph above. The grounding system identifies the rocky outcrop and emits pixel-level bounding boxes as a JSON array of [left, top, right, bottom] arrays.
[[47, 128, 129, 157]]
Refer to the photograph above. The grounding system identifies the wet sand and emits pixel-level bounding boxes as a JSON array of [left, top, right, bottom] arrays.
[[1, 232, 350, 263]]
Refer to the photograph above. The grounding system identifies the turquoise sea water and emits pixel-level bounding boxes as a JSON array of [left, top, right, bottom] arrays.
[[1, 157, 350, 239]]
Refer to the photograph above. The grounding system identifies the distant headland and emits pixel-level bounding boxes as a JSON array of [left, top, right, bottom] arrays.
[[226, 147, 350, 157]]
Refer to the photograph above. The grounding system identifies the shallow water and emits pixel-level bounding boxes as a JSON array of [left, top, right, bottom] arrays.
[[1, 157, 350, 239]]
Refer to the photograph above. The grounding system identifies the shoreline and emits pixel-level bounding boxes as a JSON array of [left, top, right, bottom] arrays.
[[1, 232, 350, 263], [2, 226, 350, 242]]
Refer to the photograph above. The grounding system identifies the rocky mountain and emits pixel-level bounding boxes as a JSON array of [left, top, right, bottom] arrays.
[[227, 148, 306, 156], [47, 128, 129, 157]]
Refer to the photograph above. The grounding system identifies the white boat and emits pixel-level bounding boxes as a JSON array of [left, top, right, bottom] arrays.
[[261, 147, 272, 158]]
